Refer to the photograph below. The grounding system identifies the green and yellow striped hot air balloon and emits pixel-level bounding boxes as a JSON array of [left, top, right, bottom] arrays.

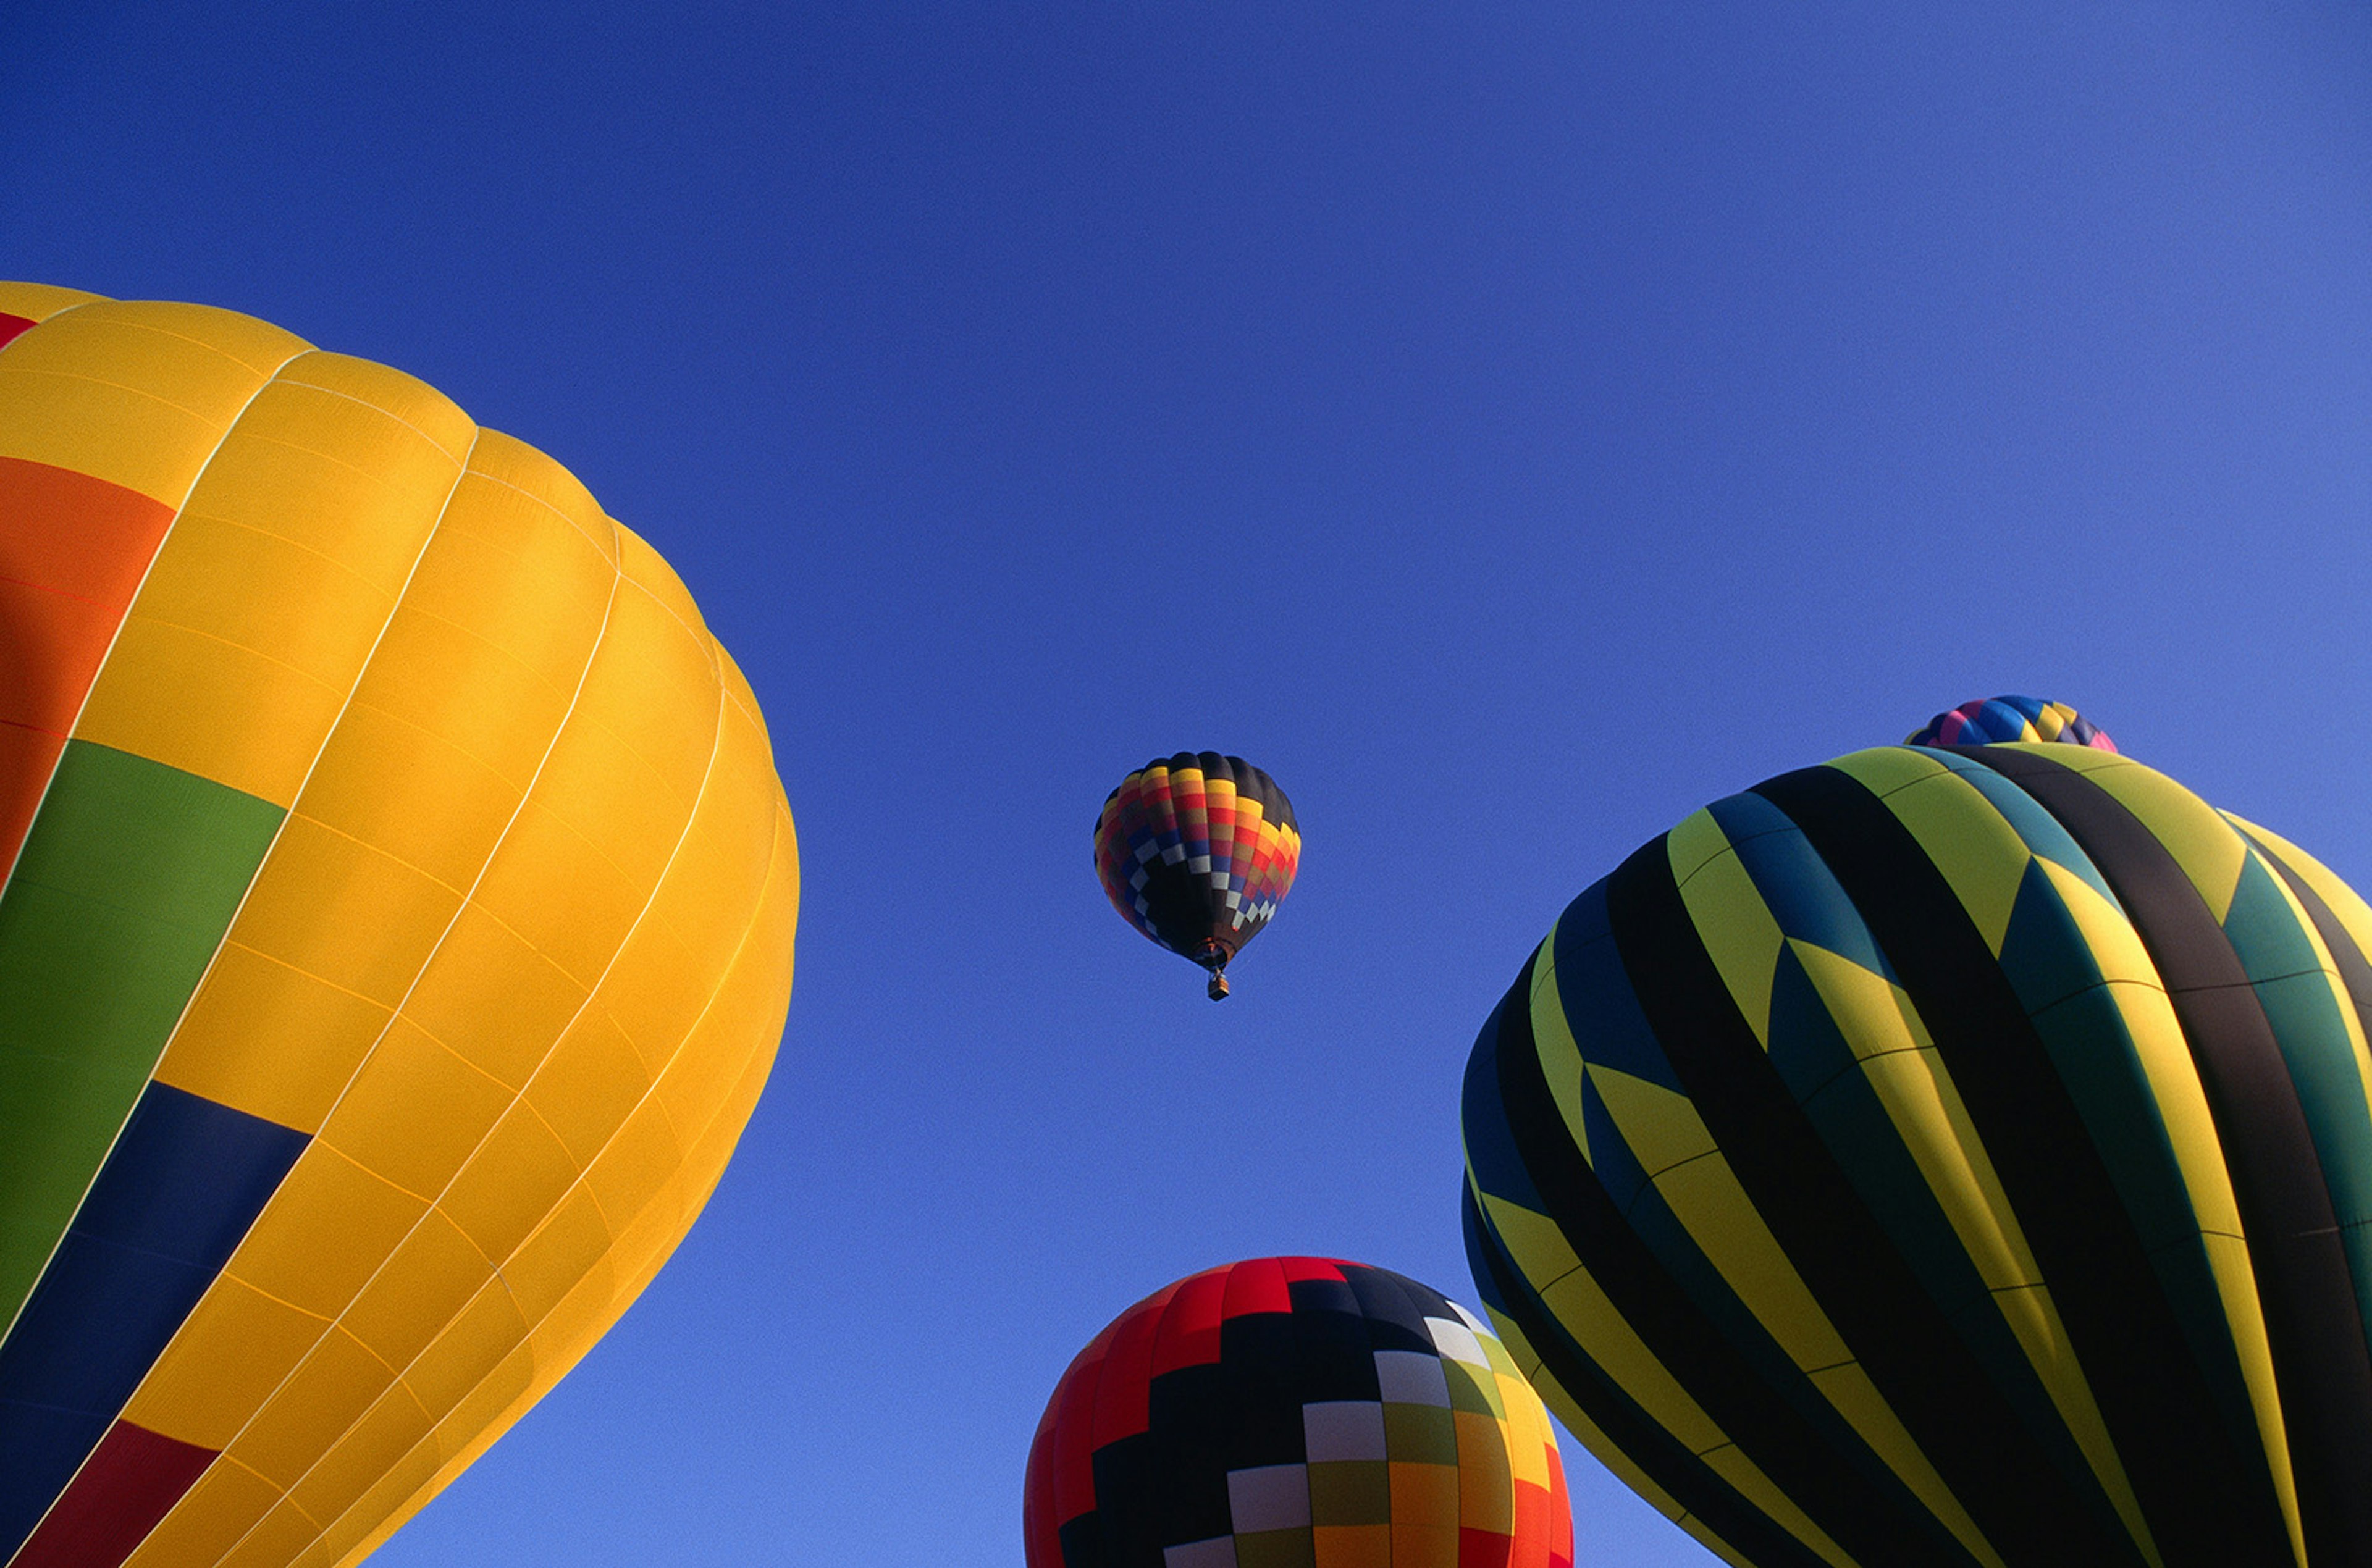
[[1463, 730, 2372, 1568], [0, 283, 797, 1568]]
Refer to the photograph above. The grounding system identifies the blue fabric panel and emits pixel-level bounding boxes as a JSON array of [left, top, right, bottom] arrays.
[[0, 1081, 307, 1558]]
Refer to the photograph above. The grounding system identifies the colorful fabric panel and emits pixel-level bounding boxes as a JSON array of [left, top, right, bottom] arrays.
[[0, 283, 799, 1568], [1463, 740, 2372, 1567], [1025, 1258, 1573, 1568]]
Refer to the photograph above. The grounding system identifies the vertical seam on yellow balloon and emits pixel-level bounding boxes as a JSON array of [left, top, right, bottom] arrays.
[[0, 333, 327, 1568], [0, 327, 308, 1341], [305, 658, 785, 1561], [172, 480, 626, 1568], [35, 411, 484, 1568]]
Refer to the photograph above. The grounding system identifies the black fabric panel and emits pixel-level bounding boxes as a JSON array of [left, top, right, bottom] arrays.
[[1757, 761, 2293, 1567], [1461, 1181, 1833, 1568], [1606, 826, 2140, 1568], [1485, 934, 1981, 1568], [1968, 748, 2372, 1566]]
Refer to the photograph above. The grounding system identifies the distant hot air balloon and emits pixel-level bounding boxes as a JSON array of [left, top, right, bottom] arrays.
[[1095, 752, 1298, 999], [1461, 722, 2372, 1567], [0, 284, 797, 1568], [1909, 694, 2115, 750], [1024, 1257, 1575, 1568]]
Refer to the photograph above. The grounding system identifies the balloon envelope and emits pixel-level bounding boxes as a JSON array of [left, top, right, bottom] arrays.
[[1093, 752, 1299, 996], [1025, 1257, 1573, 1568], [0, 285, 797, 1567], [1907, 694, 2114, 750], [1463, 739, 2372, 1567]]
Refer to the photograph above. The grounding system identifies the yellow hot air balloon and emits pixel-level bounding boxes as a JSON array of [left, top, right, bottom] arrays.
[[0, 283, 797, 1568]]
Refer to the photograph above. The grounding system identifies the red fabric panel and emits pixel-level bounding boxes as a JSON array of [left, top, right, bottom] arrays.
[[1148, 1267, 1228, 1376], [1088, 1287, 1163, 1447], [11, 1420, 217, 1568], [0, 314, 34, 351], [1276, 1256, 1347, 1285], [1219, 1256, 1291, 1320], [0, 456, 175, 878]]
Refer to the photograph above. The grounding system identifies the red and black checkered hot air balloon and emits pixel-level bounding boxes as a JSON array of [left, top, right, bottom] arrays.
[[1024, 1258, 1575, 1568], [1095, 753, 1299, 999]]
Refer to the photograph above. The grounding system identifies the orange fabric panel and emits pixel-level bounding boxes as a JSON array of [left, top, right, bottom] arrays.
[[0, 455, 176, 877]]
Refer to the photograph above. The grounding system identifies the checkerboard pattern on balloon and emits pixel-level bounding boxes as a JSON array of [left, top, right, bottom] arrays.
[[1024, 1257, 1573, 1568], [1095, 753, 1301, 956]]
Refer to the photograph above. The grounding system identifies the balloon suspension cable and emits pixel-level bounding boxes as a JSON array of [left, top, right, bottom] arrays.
[[1193, 940, 1231, 1002]]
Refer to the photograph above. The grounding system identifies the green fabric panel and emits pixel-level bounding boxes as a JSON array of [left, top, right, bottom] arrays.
[[0, 740, 284, 1331]]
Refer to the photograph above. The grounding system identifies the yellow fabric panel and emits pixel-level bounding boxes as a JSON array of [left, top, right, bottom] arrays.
[[0, 280, 104, 321], [1526, 929, 1591, 1167], [1494, 1373, 1552, 1487], [615, 522, 711, 650], [1863, 769, 2030, 953], [288, 1383, 436, 1542], [2055, 754, 2247, 921], [228, 1144, 428, 1320], [1313, 1525, 1389, 1568], [155, 940, 396, 1134], [462, 428, 618, 571], [1987, 1284, 2159, 1568], [1827, 742, 1951, 799], [2244, 846, 2372, 1071], [1654, 1154, 1851, 1371], [1588, 1062, 1719, 1184], [583, 1094, 690, 1239], [218, 1496, 328, 1568], [0, 300, 306, 505], [564, 573, 720, 816], [1666, 805, 1734, 887], [293, 700, 518, 899], [351, 592, 580, 800], [273, 350, 475, 467], [521, 1005, 654, 1169], [1476, 1195, 1583, 1303], [232, 1327, 399, 1490], [1389, 1462, 1461, 1528], [1794, 944, 2040, 1291], [123, 1277, 329, 1451], [501, 1188, 615, 1325], [343, 1340, 538, 1566], [1525, 1246, 1730, 1456], [2201, 1228, 2305, 1567], [313, 1442, 442, 1568], [2042, 870, 2246, 1243], [397, 1281, 530, 1420], [341, 1209, 495, 1372], [316, 1014, 514, 1200], [715, 641, 772, 747], [437, 1101, 582, 1262], [120, 1457, 286, 1568], [397, 484, 616, 721], [470, 795, 652, 992], [1386, 1521, 1459, 1568], [402, 903, 591, 1091], [1453, 1409, 1515, 1528], [2229, 814, 2372, 961], [74, 361, 469, 801], [1805, 1362, 2001, 1568], [1671, 823, 1783, 1045], [1697, 1445, 1861, 1568]]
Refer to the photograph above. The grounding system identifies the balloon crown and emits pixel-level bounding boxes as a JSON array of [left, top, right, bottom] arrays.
[[1907, 695, 2115, 752]]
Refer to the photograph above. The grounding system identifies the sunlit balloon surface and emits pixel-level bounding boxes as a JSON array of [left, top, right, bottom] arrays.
[[1463, 725, 2372, 1567], [1025, 1257, 1573, 1568], [0, 284, 798, 1568]]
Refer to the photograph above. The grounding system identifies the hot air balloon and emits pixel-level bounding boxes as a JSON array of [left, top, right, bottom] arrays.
[[0, 284, 798, 1568], [1461, 722, 2372, 1567], [1024, 1257, 1574, 1568], [1094, 753, 1299, 999], [1907, 694, 2115, 750]]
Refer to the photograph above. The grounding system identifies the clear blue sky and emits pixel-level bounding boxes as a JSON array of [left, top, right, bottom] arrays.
[[6, 5, 2370, 1564]]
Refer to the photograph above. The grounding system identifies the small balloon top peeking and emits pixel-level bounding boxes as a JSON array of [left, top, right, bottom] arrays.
[[1094, 752, 1298, 999], [1908, 695, 2116, 752]]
